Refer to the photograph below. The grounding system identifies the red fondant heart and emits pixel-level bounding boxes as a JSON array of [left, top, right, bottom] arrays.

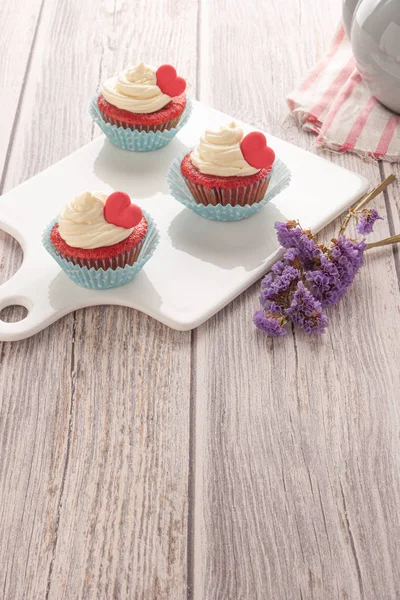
[[240, 132, 275, 170], [156, 64, 186, 97], [104, 192, 143, 229]]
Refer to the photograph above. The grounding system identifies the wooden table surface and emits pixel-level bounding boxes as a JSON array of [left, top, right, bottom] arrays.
[[1, 0, 400, 598]]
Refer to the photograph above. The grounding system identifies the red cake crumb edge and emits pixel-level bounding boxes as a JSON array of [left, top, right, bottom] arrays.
[[98, 94, 186, 126], [50, 218, 148, 261], [180, 153, 272, 190]]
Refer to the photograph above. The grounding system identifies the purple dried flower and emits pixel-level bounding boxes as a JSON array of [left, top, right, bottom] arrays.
[[275, 221, 304, 249], [313, 236, 364, 306], [356, 208, 383, 236], [271, 259, 287, 276], [268, 301, 284, 314], [275, 221, 322, 267], [253, 310, 287, 336], [306, 256, 341, 307], [261, 272, 275, 289], [331, 235, 367, 280], [285, 282, 328, 334], [297, 236, 323, 264], [305, 237, 366, 307], [260, 265, 301, 308], [255, 220, 372, 337], [284, 247, 301, 263]]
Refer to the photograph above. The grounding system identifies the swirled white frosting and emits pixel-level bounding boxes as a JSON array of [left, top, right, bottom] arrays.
[[190, 122, 259, 177], [102, 62, 172, 114], [58, 192, 133, 249]]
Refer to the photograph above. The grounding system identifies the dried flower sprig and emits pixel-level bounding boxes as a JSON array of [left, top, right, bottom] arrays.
[[254, 175, 397, 337], [356, 208, 384, 235], [338, 174, 395, 236]]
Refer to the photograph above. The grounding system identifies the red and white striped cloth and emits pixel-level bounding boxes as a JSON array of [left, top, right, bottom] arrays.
[[287, 24, 400, 162]]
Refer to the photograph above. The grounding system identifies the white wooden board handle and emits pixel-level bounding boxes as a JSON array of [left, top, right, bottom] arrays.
[[0, 214, 62, 341], [0, 273, 38, 340]]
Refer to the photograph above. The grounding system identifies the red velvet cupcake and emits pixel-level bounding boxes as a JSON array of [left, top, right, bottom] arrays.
[[98, 62, 187, 132], [180, 122, 275, 207], [98, 93, 187, 133], [49, 191, 147, 271]]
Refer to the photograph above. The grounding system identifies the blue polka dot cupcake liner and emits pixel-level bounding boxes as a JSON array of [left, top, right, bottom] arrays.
[[167, 154, 291, 221], [42, 211, 160, 289], [89, 95, 193, 152]]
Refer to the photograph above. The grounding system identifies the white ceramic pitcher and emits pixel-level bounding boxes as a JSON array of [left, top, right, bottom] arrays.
[[343, 0, 400, 113]]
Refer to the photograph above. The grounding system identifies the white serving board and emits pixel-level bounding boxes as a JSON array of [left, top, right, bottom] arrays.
[[0, 101, 368, 341]]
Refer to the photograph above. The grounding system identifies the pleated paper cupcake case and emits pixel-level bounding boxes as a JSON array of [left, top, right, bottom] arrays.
[[42, 211, 160, 289], [167, 155, 291, 221], [89, 95, 193, 152]]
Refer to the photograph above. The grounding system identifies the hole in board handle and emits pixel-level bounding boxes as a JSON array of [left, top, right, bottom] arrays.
[[0, 305, 29, 323]]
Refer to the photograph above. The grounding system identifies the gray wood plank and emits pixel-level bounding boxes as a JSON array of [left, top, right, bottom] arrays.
[[193, 0, 400, 598], [47, 309, 192, 599], [0, 0, 43, 185], [0, 0, 44, 320], [0, 0, 198, 598], [0, 3, 75, 599]]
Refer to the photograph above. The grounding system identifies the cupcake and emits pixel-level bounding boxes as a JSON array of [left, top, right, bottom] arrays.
[[180, 122, 275, 206], [90, 62, 192, 152], [98, 61, 187, 132], [43, 191, 160, 289]]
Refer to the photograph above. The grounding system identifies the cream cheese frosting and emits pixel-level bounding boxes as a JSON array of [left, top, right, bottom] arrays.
[[58, 191, 134, 249], [102, 62, 172, 114], [190, 122, 260, 177]]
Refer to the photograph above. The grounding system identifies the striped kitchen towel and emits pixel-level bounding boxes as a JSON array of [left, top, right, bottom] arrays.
[[287, 24, 400, 162]]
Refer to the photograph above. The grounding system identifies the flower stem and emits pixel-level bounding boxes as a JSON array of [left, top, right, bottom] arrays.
[[338, 174, 396, 236], [366, 233, 400, 250]]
